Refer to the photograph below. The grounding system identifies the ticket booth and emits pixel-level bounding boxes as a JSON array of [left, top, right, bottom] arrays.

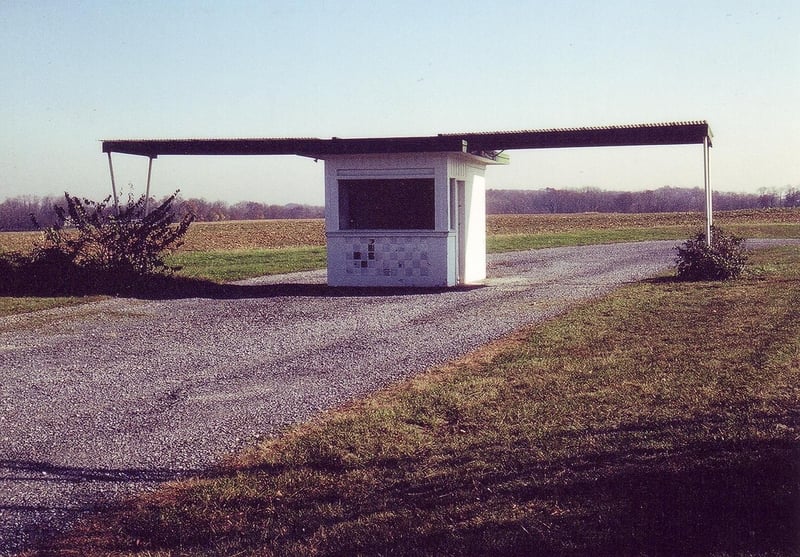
[[323, 151, 505, 287]]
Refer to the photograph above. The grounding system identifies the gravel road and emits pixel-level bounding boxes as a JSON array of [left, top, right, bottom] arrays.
[[0, 239, 790, 554]]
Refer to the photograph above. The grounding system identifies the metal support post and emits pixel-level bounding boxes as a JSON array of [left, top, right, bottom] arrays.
[[144, 156, 154, 216], [107, 152, 120, 216], [703, 136, 712, 246]]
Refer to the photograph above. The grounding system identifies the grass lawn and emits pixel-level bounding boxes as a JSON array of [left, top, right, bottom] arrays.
[[166, 246, 327, 282], [36, 246, 800, 556], [486, 226, 687, 251]]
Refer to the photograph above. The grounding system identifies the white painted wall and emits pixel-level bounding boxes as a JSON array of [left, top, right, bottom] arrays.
[[463, 170, 487, 284]]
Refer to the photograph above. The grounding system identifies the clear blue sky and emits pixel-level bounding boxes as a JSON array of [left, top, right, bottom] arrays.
[[1, 0, 798, 205]]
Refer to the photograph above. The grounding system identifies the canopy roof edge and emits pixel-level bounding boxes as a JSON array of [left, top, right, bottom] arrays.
[[101, 120, 712, 159]]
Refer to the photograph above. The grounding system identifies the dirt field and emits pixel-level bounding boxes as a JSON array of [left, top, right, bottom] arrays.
[[178, 218, 326, 250], [0, 230, 40, 254], [487, 208, 800, 235]]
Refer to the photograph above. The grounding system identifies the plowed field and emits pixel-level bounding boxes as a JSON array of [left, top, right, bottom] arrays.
[[0, 231, 40, 254], [178, 218, 326, 251]]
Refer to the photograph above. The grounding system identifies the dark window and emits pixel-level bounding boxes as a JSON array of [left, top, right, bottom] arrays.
[[338, 179, 435, 230]]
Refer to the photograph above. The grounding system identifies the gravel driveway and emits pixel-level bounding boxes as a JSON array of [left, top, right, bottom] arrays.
[[0, 239, 768, 553]]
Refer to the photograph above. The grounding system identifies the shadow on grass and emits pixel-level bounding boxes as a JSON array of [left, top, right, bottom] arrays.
[[339, 420, 797, 555], [0, 459, 198, 486], [388, 442, 799, 556], [51, 412, 796, 556]]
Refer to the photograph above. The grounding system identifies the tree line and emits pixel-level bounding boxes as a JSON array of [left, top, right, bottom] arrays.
[[2, 186, 798, 232], [0, 195, 324, 231], [486, 186, 799, 214]]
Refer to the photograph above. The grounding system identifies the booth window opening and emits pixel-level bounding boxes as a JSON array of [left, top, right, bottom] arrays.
[[338, 178, 435, 230]]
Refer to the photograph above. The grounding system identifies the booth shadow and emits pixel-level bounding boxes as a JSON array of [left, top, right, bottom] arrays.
[[209, 282, 485, 300], [0, 270, 485, 301]]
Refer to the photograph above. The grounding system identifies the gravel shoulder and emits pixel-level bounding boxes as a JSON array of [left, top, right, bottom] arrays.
[[0, 239, 794, 554]]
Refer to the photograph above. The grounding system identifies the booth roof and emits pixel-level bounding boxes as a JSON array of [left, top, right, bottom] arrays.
[[101, 121, 712, 159]]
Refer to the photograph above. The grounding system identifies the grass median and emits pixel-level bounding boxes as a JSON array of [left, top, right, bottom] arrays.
[[37, 245, 800, 556]]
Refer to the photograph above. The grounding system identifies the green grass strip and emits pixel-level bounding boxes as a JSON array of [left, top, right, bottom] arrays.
[[487, 226, 690, 252], [46, 246, 800, 556], [487, 223, 800, 253], [166, 246, 327, 282]]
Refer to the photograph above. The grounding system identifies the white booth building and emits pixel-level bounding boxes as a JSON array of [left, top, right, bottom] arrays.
[[102, 121, 712, 289], [324, 151, 505, 287]]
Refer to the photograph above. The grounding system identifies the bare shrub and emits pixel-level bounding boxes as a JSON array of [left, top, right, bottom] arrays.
[[675, 226, 747, 281], [0, 192, 193, 295]]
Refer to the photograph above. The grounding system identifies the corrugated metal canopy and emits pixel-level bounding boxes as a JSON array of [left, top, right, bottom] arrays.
[[101, 135, 469, 158], [101, 121, 712, 159], [445, 121, 712, 151]]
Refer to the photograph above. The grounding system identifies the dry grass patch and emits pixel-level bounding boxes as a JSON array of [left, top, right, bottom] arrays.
[[0, 296, 107, 317], [33, 246, 800, 556]]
